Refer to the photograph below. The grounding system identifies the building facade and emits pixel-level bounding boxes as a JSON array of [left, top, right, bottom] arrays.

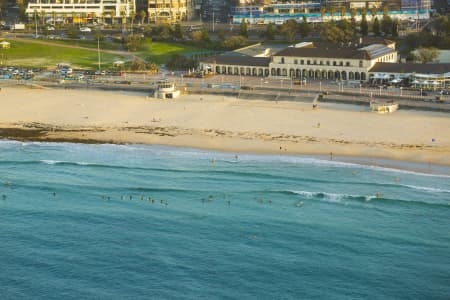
[[200, 40, 398, 82], [25, 0, 136, 24], [231, 0, 431, 24], [147, 0, 195, 23]]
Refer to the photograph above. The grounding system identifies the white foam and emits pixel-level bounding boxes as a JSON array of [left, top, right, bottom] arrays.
[[403, 184, 450, 194], [2, 140, 450, 179]]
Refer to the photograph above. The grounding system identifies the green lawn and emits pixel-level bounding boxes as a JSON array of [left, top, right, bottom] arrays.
[[136, 40, 205, 64], [48, 39, 125, 51], [1, 40, 128, 69]]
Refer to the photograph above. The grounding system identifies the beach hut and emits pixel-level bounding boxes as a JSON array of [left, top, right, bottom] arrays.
[[0, 41, 10, 49]]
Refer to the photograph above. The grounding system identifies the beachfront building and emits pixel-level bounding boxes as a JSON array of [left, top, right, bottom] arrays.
[[230, 0, 431, 24], [369, 62, 450, 88], [25, 0, 136, 24], [200, 38, 398, 82], [147, 0, 195, 24]]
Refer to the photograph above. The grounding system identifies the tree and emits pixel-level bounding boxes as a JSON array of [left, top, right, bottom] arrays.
[[200, 28, 209, 42], [340, 6, 346, 19], [338, 18, 354, 42], [329, 7, 336, 20], [298, 16, 310, 38], [139, 9, 147, 25], [373, 17, 380, 36], [319, 22, 352, 43], [130, 58, 146, 71], [360, 14, 368, 36], [320, 7, 327, 22], [126, 34, 143, 51], [391, 19, 399, 37], [382, 6, 389, 17], [415, 47, 439, 63], [217, 28, 225, 40], [350, 8, 356, 21], [173, 23, 183, 39], [19, 3, 26, 22], [95, 30, 104, 41], [40, 10, 46, 25], [167, 54, 196, 70], [381, 15, 392, 35], [191, 30, 203, 42], [281, 19, 297, 43], [370, 6, 377, 18], [67, 25, 79, 39], [265, 22, 275, 40], [222, 36, 248, 49], [239, 19, 247, 37], [361, 7, 367, 18], [434, 15, 450, 37]]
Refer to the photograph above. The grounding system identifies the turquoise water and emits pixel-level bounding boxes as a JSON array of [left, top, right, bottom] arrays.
[[1, 141, 449, 299]]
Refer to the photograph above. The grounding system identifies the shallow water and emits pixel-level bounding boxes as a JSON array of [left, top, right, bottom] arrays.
[[1, 141, 449, 299]]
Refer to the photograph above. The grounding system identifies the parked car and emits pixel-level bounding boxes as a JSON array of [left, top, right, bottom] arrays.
[[80, 27, 91, 32], [439, 90, 450, 95]]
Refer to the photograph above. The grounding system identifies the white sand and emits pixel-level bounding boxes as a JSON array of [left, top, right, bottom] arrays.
[[1, 86, 449, 165]]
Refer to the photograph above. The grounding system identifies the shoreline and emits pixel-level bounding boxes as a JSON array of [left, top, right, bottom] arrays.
[[1, 86, 449, 169], [2, 135, 449, 177]]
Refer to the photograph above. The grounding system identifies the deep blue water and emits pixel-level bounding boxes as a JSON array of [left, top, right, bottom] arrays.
[[0, 141, 449, 299]]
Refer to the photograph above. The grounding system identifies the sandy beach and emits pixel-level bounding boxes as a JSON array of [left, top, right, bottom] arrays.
[[1, 86, 449, 166]]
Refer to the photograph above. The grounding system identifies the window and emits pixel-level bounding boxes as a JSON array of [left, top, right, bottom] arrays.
[[359, 60, 363, 67], [320, 61, 323, 65], [340, 61, 343, 66], [307, 60, 310, 65], [281, 57, 285, 64], [294, 59, 298, 64], [346, 62, 350, 67], [301, 60, 304, 65], [333, 61, 336, 66], [313, 60, 317, 65], [326, 61, 330, 66]]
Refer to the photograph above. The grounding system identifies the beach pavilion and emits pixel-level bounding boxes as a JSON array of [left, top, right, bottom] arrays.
[[0, 41, 10, 49], [369, 63, 450, 88]]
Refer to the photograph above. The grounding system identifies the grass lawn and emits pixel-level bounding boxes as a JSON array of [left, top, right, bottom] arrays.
[[136, 40, 205, 64], [48, 39, 125, 51], [1, 40, 129, 69]]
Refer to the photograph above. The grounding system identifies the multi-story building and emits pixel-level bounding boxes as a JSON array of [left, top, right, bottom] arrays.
[[200, 38, 398, 82], [231, 0, 431, 24], [25, 0, 136, 24], [147, 0, 195, 23]]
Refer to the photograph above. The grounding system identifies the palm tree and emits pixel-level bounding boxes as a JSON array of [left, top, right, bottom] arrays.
[[40, 10, 46, 25], [361, 7, 367, 17], [51, 11, 56, 26], [382, 6, 389, 17], [62, 12, 67, 25], [370, 6, 377, 19], [101, 12, 107, 25], [140, 9, 147, 25], [329, 7, 336, 21], [340, 7, 346, 20], [350, 8, 356, 20]]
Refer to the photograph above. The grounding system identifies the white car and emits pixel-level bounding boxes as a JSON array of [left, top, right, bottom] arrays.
[[80, 27, 91, 32]]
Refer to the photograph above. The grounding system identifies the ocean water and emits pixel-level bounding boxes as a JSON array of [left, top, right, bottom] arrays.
[[0, 141, 449, 300]]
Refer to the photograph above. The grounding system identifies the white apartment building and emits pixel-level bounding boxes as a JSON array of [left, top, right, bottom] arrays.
[[147, 0, 195, 24], [26, 0, 136, 24]]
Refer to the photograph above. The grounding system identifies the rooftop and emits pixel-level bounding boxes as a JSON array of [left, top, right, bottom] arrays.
[[202, 55, 271, 67], [369, 63, 450, 74]]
